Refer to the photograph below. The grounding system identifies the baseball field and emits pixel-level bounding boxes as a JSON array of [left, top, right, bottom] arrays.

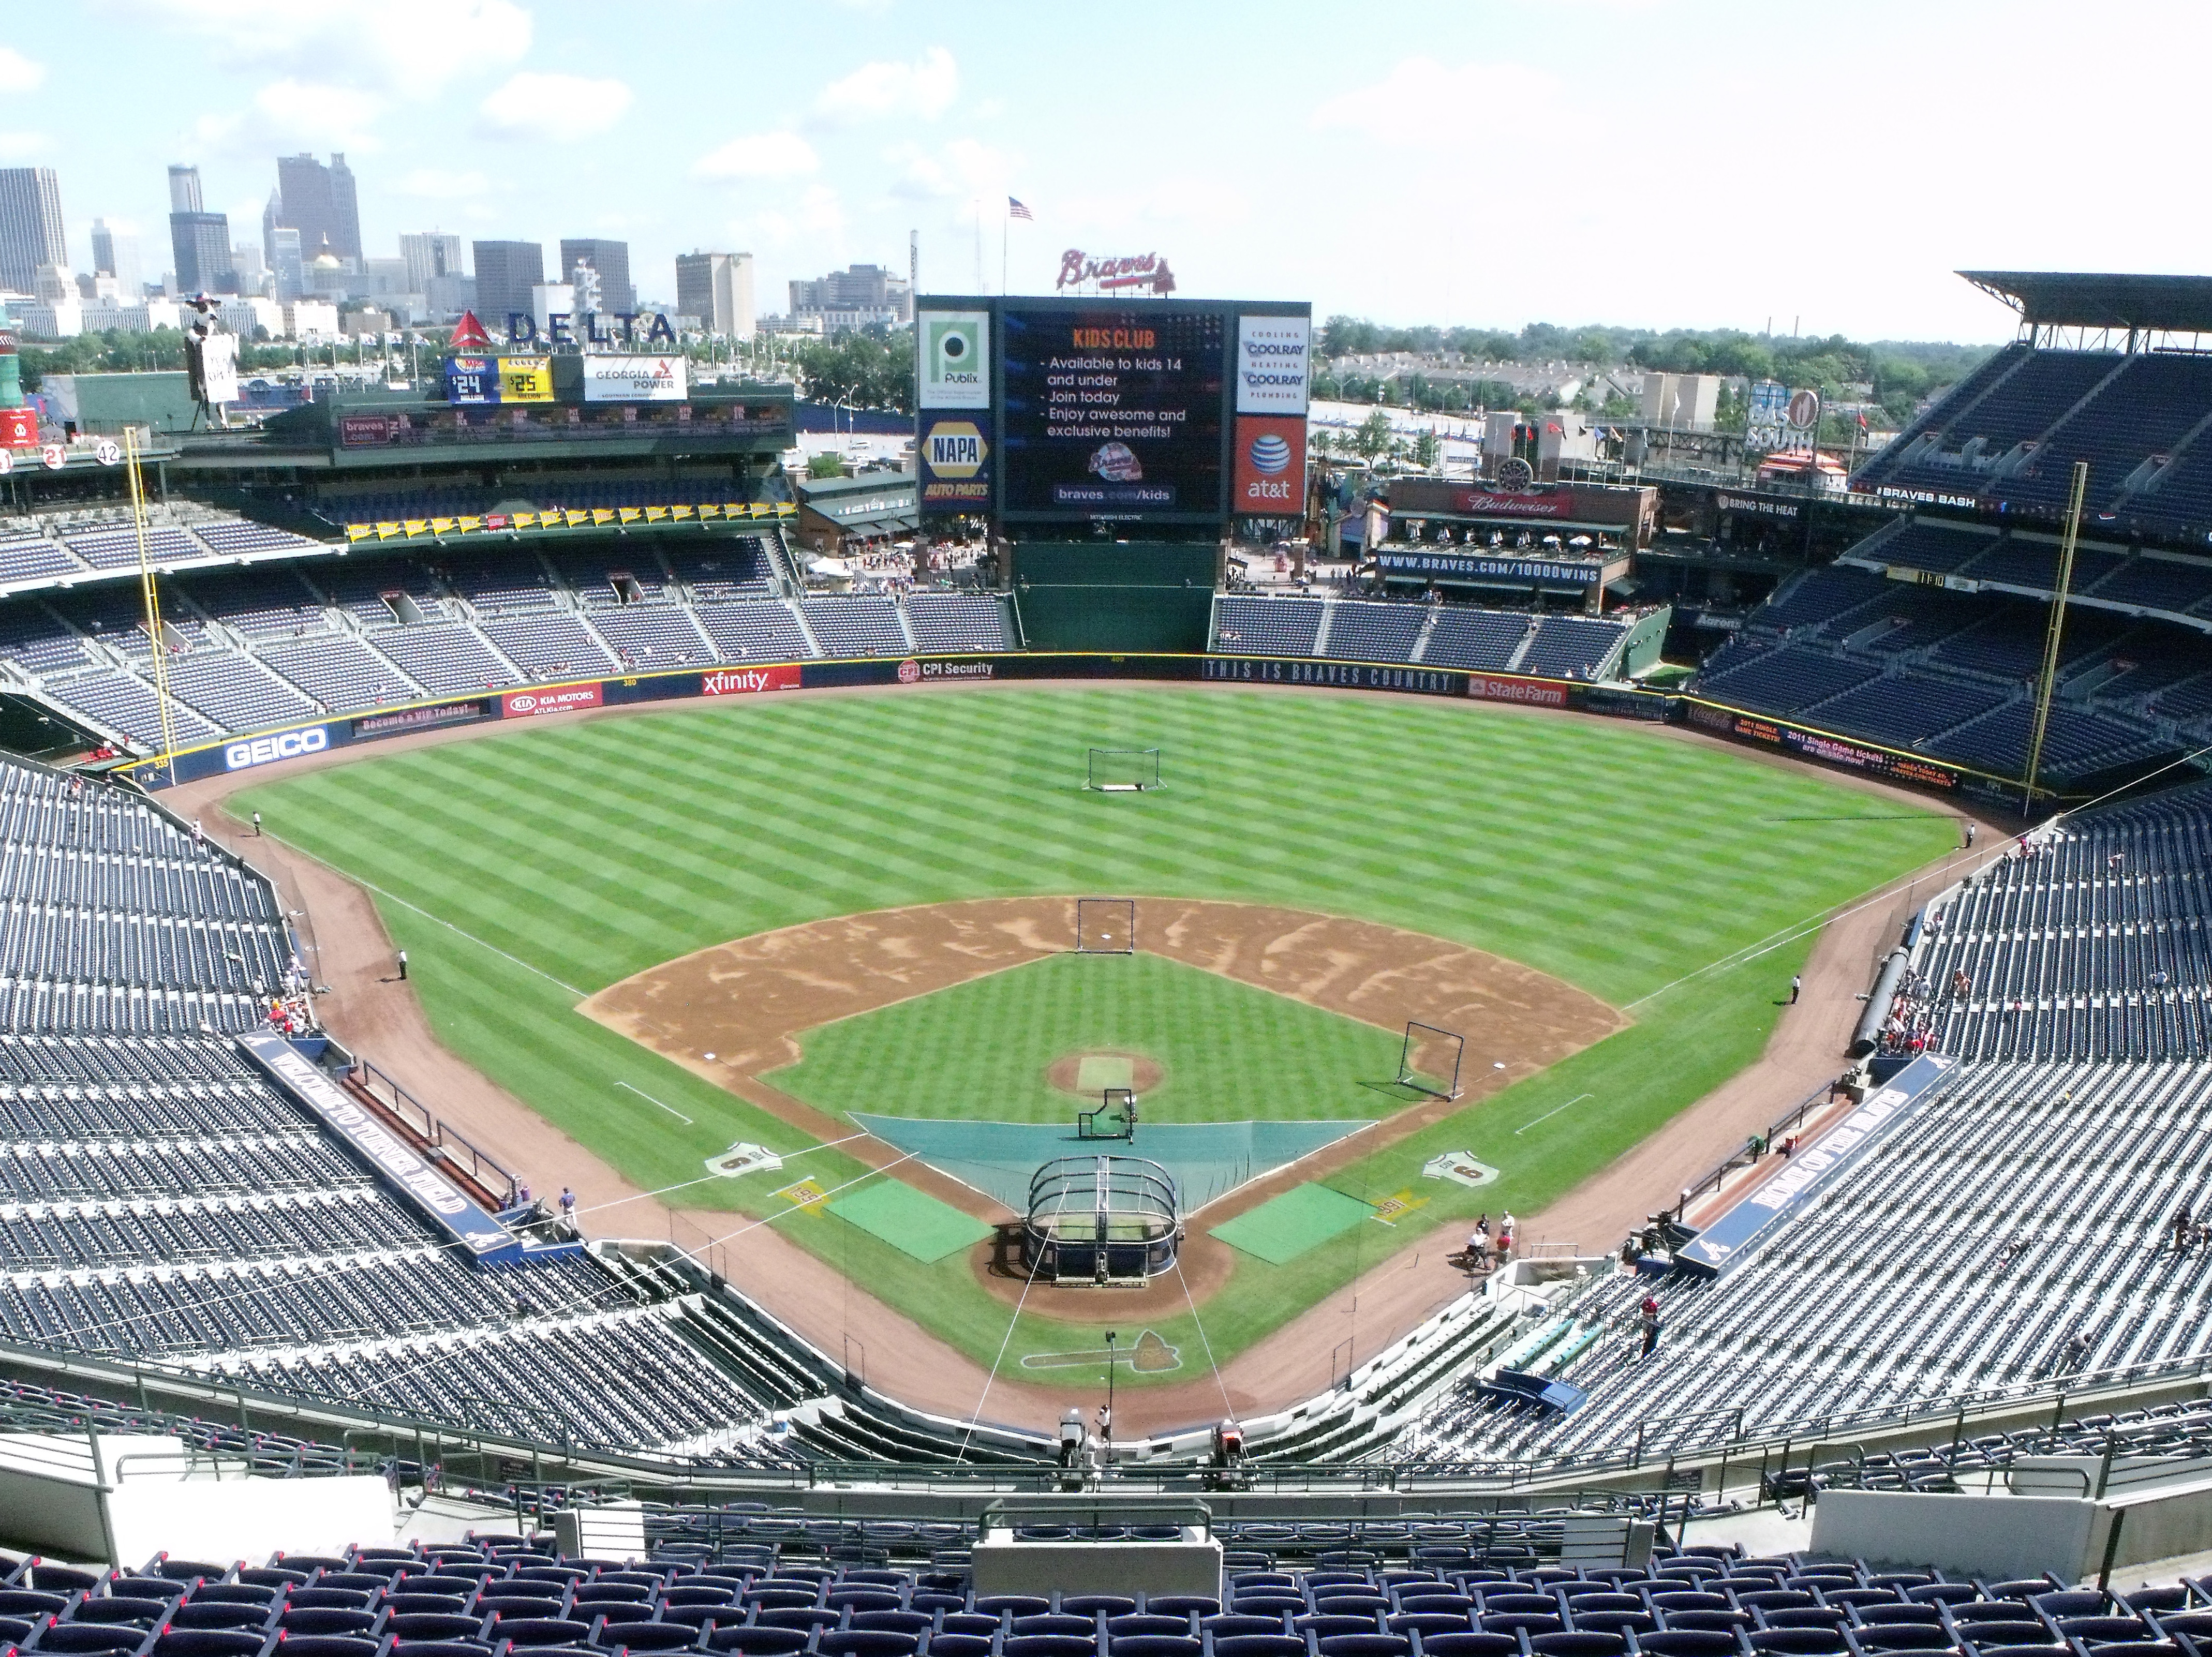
[[231, 685, 1954, 1390]]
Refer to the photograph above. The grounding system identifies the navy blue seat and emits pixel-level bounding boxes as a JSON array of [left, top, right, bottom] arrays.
[[921, 1638, 992, 1657], [1632, 1635, 1746, 1657], [702, 1633, 807, 1657], [1747, 1632, 1848, 1656], [1110, 1640, 1199, 1657], [25, 1627, 156, 1656], [1207, 1638, 1308, 1657], [598, 1627, 698, 1653], [816, 1634, 919, 1657], [148, 1634, 264, 1657]]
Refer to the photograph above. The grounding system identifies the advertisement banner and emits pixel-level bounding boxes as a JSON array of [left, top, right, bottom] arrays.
[[223, 726, 331, 771], [1231, 415, 1305, 516], [1467, 673, 1570, 709], [1000, 303, 1225, 520], [337, 414, 398, 450], [1236, 315, 1310, 414], [236, 1032, 522, 1265], [1688, 700, 1963, 792], [352, 699, 496, 739], [502, 681, 604, 718], [580, 354, 688, 402], [918, 416, 992, 514], [498, 355, 554, 403], [700, 664, 803, 696], [444, 355, 499, 405], [918, 309, 991, 409], [1378, 550, 1598, 586]]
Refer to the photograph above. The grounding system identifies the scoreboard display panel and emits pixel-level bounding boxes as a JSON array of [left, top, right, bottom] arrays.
[[999, 304, 1226, 524]]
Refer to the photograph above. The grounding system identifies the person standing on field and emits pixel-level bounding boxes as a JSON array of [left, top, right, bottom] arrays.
[[1790, 974, 1802, 1004]]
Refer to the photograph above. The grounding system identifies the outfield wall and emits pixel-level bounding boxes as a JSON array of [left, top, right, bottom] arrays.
[[117, 650, 2057, 807]]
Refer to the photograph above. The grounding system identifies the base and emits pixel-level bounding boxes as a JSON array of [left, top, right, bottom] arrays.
[[1092, 783, 1149, 793]]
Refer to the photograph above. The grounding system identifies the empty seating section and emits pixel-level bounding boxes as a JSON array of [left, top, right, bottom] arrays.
[[1323, 601, 1427, 663], [804, 597, 909, 657], [370, 623, 517, 695], [2003, 351, 2212, 512], [593, 605, 715, 668], [666, 540, 777, 601], [0, 1536, 2203, 1657], [2089, 553, 2212, 613], [905, 594, 1010, 653], [1916, 782, 2212, 1062], [1857, 349, 2122, 500], [479, 611, 618, 678], [1695, 531, 2207, 785], [63, 525, 203, 572], [56, 672, 222, 749], [1422, 607, 1536, 671], [315, 558, 445, 627], [1520, 617, 1625, 679], [446, 550, 560, 615], [0, 607, 94, 676], [1851, 342, 2029, 494], [1215, 596, 1323, 655], [192, 519, 323, 557], [320, 478, 767, 524], [696, 601, 811, 662], [256, 633, 418, 710], [0, 534, 84, 584], [179, 569, 332, 640], [158, 652, 322, 734]]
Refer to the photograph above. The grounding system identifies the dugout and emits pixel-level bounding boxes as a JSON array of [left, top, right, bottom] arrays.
[[1008, 541, 1219, 653]]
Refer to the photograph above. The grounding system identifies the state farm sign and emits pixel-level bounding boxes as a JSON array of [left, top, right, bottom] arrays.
[[701, 664, 801, 696], [502, 682, 603, 718], [1467, 673, 1569, 708]]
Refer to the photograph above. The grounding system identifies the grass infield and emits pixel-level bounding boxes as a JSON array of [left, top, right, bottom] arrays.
[[827, 1180, 993, 1264], [235, 686, 1956, 1387]]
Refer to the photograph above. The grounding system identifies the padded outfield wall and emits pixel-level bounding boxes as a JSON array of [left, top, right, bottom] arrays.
[[114, 647, 2072, 809]]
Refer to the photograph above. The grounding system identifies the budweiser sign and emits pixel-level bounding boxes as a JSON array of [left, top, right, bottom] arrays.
[[1056, 249, 1177, 295], [702, 664, 801, 696]]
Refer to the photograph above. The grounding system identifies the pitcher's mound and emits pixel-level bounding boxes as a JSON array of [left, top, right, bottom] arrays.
[[1047, 1051, 1165, 1097]]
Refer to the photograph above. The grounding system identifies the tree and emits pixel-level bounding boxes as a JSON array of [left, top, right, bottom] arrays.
[[1413, 428, 1442, 470], [1352, 409, 1394, 467]]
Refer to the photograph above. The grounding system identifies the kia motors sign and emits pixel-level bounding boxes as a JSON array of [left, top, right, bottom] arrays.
[[700, 664, 801, 696], [580, 355, 688, 403], [503, 682, 603, 718]]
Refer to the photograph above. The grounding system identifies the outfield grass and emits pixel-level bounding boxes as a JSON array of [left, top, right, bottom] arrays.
[[768, 951, 1405, 1125], [234, 687, 1956, 1388]]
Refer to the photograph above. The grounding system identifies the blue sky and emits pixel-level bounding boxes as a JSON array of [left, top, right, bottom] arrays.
[[4, 0, 2205, 342]]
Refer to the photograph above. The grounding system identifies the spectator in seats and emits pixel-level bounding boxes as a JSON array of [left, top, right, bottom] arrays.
[[1780, 1133, 1798, 1159], [2068, 1332, 2092, 1371], [1639, 1297, 1661, 1359], [2173, 1206, 2193, 1251]]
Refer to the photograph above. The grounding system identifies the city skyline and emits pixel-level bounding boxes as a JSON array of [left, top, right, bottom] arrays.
[[0, 1, 2207, 340]]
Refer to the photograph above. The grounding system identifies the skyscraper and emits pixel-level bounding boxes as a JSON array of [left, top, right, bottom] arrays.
[[676, 251, 755, 340], [0, 168, 68, 296], [471, 240, 544, 327], [399, 231, 464, 295], [558, 238, 633, 315], [270, 153, 362, 265], [90, 219, 140, 294], [166, 166, 232, 295], [270, 227, 303, 301]]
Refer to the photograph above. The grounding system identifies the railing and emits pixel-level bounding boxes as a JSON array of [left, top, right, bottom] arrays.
[[347, 1057, 518, 1206]]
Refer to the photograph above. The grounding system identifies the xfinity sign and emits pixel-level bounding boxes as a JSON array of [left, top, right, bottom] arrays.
[[225, 726, 330, 770]]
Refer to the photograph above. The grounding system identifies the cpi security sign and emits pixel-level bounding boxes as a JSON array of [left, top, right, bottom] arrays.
[[1237, 315, 1309, 415], [919, 310, 990, 409]]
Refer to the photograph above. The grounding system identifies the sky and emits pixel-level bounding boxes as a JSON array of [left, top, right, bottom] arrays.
[[5, 0, 2209, 344]]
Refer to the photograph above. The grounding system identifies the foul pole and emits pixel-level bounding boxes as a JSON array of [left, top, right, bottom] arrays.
[[2023, 460, 2089, 811]]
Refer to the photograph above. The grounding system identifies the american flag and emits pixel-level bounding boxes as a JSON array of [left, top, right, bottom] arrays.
[[1007, 196, 1033, 220]]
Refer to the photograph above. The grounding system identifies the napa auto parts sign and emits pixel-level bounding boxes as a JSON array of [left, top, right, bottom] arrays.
[[503, 682, 603, 718], [701, 664, 801, 696], [580, 354, 689, 402]]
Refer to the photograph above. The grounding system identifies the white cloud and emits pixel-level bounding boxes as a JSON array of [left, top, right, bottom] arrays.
[[0, 132, 46, 161], [812, 47, 958, 126], [885, 136, 1013, 202], [693, 131, 820, 181], [480, 72, 633, 140], [117, 0, 528, 95], [0, 48, 44, 93], [399, 168, 494, 200], [254, 79, 385, 150]]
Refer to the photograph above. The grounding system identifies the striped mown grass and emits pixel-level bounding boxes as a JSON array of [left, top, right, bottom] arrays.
[[236, 687, 1955, 1383]]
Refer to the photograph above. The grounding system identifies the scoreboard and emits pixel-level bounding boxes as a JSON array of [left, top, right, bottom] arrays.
[[916, 294, 1309, 533]]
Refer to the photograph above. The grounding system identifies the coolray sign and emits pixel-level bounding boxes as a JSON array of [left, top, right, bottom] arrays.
[[1233, 415, 1305, 514], [1379, 550, 1600, 586], [580, 354, 688, 402], [235, 1031, 521, 1265], [1467, 674, 1570, 708], [1236, 315, 1309, 414], [505, 310, 678, 348], [224, 726, 330, 770], [700, 664, 801, 696], [919, 416, 991, 510], [502, 682, 603, 718], [918, 310, 990, 409]]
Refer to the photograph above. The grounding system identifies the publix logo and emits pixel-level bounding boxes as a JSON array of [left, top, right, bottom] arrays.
[[1248, 432, 1291, 475]]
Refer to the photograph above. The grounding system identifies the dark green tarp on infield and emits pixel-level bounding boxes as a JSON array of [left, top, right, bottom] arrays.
[[848, 1114, 1374, 1215]]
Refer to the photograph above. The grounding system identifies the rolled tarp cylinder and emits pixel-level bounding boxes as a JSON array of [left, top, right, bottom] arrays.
[[1850, 946, 1911, 1060]]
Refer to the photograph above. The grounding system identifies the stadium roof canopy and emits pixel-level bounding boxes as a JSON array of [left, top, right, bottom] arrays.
[[1960, 271, 2212, 334]]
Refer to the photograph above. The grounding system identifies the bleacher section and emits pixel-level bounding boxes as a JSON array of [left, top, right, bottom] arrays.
[[1690, 517, 2212, 787], [0, 751, 1021, 1465], [1216, 595, 1635, 680]]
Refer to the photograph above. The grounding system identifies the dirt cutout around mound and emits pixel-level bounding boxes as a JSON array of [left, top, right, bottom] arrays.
[[1045, 1052, 1165, 1097], [580, 896, 1626, 1325]]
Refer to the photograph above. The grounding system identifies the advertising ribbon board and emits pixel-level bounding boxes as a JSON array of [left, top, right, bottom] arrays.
[[502, 681, 603, 718], [235, 1031, 521, 1265]]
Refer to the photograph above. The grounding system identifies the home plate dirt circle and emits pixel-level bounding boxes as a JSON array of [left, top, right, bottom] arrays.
[[1046, 1052, 1166, 1096]]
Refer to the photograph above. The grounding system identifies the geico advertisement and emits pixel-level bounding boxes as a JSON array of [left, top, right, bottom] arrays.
[[225, 727, 331, 770]]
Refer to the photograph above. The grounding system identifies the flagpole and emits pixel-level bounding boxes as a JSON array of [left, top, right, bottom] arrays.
[[1001, 200, 1008, 296]]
